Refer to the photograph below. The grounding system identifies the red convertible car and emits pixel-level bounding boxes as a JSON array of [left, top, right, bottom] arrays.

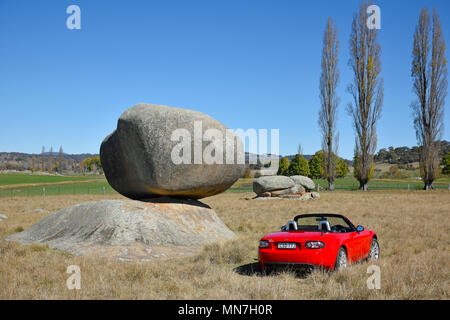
[[258, 213, 379, 272]]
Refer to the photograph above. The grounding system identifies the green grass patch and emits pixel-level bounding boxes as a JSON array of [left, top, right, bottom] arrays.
[[0, 181, 117, 197], [0, 173, 101, 186]]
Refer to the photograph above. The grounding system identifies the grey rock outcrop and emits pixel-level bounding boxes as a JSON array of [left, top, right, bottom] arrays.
[[100, 103, 245, 200], [289, 175, 316, 191], [0, 214, 7, 221], [6, 199, 236, 261], [252, 176, 295, 195], [253, 175, 317, 199]]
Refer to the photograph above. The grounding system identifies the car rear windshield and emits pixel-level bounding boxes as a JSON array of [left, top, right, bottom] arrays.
[[295, 216, 353, 232]]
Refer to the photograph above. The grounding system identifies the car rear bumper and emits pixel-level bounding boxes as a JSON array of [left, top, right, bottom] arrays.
[[258, 248, 335, 270]]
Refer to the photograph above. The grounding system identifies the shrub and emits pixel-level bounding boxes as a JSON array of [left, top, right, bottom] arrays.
[[277, 157, 290, 176], [287, 154, 310, 176]]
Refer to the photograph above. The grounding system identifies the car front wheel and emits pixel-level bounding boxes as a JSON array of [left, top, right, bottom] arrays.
[[334, 247, 347, 271], [368, 238, 380, 260]]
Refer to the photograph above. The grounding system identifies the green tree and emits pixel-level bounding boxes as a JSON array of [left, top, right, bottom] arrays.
[[81, 156, 102, 173], [277, 157, 290, 176], [442, 154, 450, 174], [288, 154, 310, 176], [309, 151, 324, 179], [336, 159, 349, 178]]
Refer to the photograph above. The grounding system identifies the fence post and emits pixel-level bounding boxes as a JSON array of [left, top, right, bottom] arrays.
[[408, 184, 410, 191], [102, 186, 105, 195], [317, 183, 319, 192], [448, 184, 450, 190], [43, 187, 46, 197]]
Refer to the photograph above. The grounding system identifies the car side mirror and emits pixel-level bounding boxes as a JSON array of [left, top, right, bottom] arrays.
[[281, 225, 287, 232], [356, 225, 364, 232]]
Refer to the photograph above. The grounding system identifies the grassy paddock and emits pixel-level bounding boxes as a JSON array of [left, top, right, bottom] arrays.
[[0, 191, 449, 299]]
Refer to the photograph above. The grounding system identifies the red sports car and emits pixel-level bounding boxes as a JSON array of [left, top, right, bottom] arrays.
[[258, 213, 379, 272]]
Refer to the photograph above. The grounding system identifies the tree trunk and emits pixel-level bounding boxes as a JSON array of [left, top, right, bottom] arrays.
[[359, 181, 368, 191], [329, 180, 335, 191], [424, 180, 433, 190]]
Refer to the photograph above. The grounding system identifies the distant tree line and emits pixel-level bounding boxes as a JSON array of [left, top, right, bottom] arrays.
[[0, 149, 102, 175], [374, 140, 450, 164], [277, 150, 349, 180]]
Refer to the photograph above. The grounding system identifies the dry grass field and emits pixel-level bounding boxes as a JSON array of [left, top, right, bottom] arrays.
[[0, 190, 449, 299]]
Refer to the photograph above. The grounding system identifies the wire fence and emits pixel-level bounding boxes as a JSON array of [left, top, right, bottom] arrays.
[[227, 180, 450, 193], [1, 180, 449, 198]]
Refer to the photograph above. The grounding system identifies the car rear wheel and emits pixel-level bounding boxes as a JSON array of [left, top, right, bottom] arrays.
[[368, 238, 380, 260], [334, 247, 347, 271]]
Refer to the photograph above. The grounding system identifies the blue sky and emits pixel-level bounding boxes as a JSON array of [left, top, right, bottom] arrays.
[[0, 0, 449, 159]]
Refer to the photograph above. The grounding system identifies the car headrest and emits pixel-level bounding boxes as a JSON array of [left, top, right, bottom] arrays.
[[318, 220, 331, 232], [286, 221, 298, 231]]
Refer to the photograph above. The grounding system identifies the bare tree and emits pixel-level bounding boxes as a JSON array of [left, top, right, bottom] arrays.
[[319, 17, 340, 191], [59, 146, 64, 174], [347, 1, 384, 191], [41, 146, 45, 172], [297, 143, 303, 156], [48, 147, 53, 173], [31, 154, 35, 173], [411, 8, 447, 190]]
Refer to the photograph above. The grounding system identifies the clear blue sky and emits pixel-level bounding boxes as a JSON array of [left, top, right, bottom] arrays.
[[0, 0, 449, 159]]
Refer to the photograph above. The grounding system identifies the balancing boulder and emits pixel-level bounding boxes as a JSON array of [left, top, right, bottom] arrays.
[[100, 103, 245, 200]]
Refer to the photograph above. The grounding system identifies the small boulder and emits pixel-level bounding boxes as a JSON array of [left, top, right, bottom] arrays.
[[28, 209, 49, 214], [299, 193, 313, 200], [270, 185, 305, 197], [0, 214, 8, 221]]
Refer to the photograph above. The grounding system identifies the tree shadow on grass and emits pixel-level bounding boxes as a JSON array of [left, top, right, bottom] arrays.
[[233, 262, 313, 279]]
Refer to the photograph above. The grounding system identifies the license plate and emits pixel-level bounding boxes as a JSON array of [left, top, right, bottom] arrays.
[[277, 242, 296, 249]]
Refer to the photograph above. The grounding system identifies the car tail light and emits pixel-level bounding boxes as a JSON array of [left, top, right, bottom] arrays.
[[259, 240, 269, 248], [305, 241, 325, 249]]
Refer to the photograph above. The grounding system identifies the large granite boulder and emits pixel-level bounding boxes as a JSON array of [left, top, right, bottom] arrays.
[[100, 103, 245, 200], [5, 198, 236, 261]]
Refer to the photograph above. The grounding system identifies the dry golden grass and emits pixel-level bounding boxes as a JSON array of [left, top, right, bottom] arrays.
[[0, 191, 449, 299]]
